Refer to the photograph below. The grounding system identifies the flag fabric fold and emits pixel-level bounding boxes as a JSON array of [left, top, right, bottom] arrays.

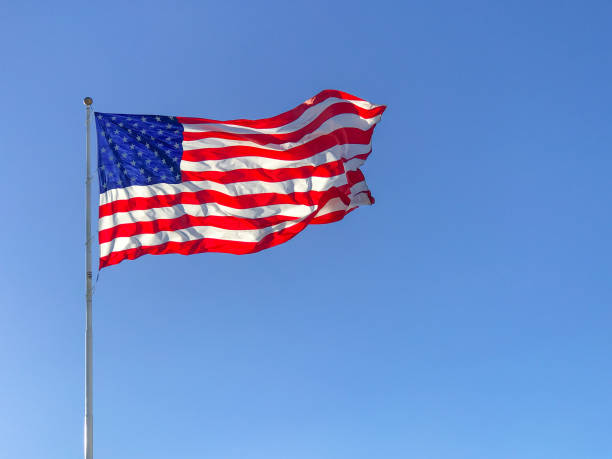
[[94, 89, 386, 268]]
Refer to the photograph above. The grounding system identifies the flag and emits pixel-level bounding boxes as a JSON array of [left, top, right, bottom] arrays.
[[94, 90, 386, 268]]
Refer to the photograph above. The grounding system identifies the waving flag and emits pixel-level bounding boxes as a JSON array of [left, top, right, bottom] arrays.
[[95, 90, 386, 268]]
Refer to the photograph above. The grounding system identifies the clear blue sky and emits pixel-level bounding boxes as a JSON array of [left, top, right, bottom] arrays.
[[1, 1, 611, 458]]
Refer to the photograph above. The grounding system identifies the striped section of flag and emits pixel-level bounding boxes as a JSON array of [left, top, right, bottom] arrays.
[[95, 90, 386, 268]]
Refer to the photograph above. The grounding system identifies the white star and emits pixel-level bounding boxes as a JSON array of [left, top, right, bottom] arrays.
[[127, 129, 132, 134], [100, 164, 105, 170], [106, 122, 110, 127], [170, 166, 174, 172], [122, 153, 127, 158], [101, 147, 106, 152], [119, 122, 124, 127], [158, 129, 163, 135], [175, 174, 180, 180], [168, 116, 174, 120], [114, 145, 119, 151], [147, 176, 152, 182], [139, 168, 144, 174], [174, 129, 179, 134], [131, 160, 136, 166], [133, 123, 138, 128], [141, 116, 146, 122], [137, 151, 143, 157], [141, 129, 146, 134], [97, 114, 102, 120], [153, 167, 159, 172], [145, 143, 150, 149], [123, 136, 128, 142], [112, 116, 116, 121], [166, 137, 171, 142], [114, 129, 119, 134], [137, 136, 142, 141], [161, 175, 166, 180], [174, 143, 179, 148], [129, 144, 135, 150], [161, 158, 166, 164], [166, 123, 172, 129], [155, 116, 161, 121], [145, 159, 151, 165]]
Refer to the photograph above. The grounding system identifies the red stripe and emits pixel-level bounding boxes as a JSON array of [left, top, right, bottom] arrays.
[[346, 169, 365, 187], [177, 89, 374, 129], [99, 214, 298, 244], [182, 103, 385, 145], [182, 126, 375, 162], [180, 161, 345, 184], [100, 227, 304, 268], [99, 185, 351, 218], [99, 193, 357, 269], [311, 207, 357, 225], [343, 151, 371, 166]]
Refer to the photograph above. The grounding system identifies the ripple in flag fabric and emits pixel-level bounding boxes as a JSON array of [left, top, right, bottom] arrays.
[[94, 90, 386, 268]]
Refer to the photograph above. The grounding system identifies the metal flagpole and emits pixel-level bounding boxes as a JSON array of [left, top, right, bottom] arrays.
[[83, 96, 94, 459]]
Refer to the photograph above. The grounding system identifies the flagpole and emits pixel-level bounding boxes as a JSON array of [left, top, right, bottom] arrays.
[[83, 96, 94, 459]]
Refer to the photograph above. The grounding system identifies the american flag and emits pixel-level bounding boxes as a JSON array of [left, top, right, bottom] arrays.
[[95, 90, 386, 268]]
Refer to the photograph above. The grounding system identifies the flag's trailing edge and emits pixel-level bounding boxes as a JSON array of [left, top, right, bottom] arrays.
[[94, 89, 386, 268]]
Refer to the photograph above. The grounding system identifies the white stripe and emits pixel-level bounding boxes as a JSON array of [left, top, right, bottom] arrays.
[[349, 180, 369, 196], [181, 98, 379, 135], [314, 197, 349, 217], [313, 192, 369, 218], [314, 181, 371, 216], [100, 218, 304, 258], [99, 202, 315, 231], [100, 174, 348, 206], [182, 113, 381, 151], [99, 180, 372, 232], [344, 156, 367, 172], [100, 184, 372, 257], [179, 143, 371, 173]]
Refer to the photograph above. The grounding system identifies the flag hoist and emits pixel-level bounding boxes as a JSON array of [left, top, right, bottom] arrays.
[[83, 96, 94, 459]]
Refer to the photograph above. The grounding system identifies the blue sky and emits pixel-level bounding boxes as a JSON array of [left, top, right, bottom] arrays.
[[1, 1, 611, 458]]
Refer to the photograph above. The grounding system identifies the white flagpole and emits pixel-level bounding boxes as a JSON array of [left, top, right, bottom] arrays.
[[83, 96, 94, 459]]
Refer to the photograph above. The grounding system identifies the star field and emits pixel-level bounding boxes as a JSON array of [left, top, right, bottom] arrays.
[[94, 112, 184, 192]]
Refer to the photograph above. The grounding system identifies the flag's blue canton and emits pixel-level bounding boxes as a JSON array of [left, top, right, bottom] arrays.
[[94, 112, 184, 193]]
